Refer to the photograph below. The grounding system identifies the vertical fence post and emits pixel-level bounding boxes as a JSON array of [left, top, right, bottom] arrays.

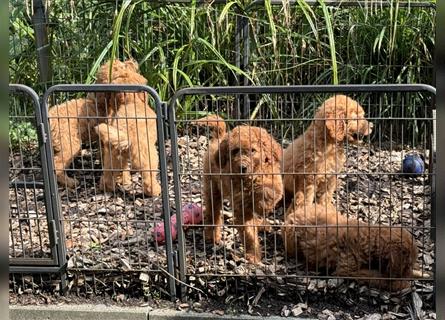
[[234, 10, 243, 119], [32, 0, 52, 86], [156, 100, 177, 301], [235, 7, 251, 119], [167, 98, 187, 299], [431, 107, 436, 309], [241, 13, 250, 118], [41, 88, 70, 294]]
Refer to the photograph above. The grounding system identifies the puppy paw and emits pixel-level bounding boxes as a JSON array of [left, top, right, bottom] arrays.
[[257, 219, 272, 232], [62, 176, 79, 189], [246, 253, 262, 264], [116, 139, 130, 151], [144, 182, 162, 197], [256, 186, 283, 212], [120, 171, 132, 186]]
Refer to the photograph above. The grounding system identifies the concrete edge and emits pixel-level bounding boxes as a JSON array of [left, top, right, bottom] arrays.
[[9, 304, 149, 320], [9, 305, 314, 320], [148, 309, 313, 319]]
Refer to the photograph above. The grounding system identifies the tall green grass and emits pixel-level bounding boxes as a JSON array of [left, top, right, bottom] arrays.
[[9, 0, 435, 131]]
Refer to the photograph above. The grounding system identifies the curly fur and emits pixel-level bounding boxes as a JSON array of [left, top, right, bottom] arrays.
[[282, 202, 419, 291], [94, 59, 161, 196], [92, 59, 148, 111], [48, 59, 146, 189], [282, 95, 373, 207], [195, 116, 283, 263], [48, 98, 108, 188]]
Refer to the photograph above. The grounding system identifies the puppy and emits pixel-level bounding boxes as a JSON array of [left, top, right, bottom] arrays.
[[282, 94, 373, 206], [48, 97, 107, 189], [94, 59, 161, 196], [91, 59, 147, 111], [195, 115, 283, 263], [47, 59, 141, 189], [283, 202, 419, 291]]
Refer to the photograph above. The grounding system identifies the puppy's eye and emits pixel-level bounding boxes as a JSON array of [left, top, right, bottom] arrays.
[[231, 148, 240, 156], [250, 148, 257, 154]]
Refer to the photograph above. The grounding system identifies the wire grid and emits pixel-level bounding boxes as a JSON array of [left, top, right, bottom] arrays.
[[169, 87, 435, 301], [9, 0, 239, 99], [245, 1, 435, 87], [39, 86, 171, 293], [9, 273, 63, 297], [9, 86, 56, 265]]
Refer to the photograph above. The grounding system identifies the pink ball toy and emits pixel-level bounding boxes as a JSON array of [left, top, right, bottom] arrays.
[[152, 203, 203, 245]]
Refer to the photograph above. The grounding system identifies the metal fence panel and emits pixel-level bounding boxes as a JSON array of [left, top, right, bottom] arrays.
[[40, 84, 175, 297], [169, 84, 435, 304], [9, 84, 65, 272]]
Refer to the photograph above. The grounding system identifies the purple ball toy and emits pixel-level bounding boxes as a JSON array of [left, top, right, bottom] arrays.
[[402, 154, 424, 177]]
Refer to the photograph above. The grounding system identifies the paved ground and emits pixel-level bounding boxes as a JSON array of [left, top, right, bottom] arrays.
[[9, 304, 313, 320]]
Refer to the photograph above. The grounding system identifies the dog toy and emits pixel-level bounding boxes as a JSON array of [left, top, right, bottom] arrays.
[[402, 154, 424, 176], [152, 203, 203, 244]]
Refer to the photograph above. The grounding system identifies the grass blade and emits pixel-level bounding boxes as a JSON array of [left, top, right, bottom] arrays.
[[319, 0, 338, 84], [85, 40, 113, 84], [110, 0, 132, 78], [264, 0, 278, 61]]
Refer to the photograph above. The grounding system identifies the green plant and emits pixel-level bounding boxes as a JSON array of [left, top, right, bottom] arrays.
[[8, 0, 435, 142], [9, 120, 38, 151]]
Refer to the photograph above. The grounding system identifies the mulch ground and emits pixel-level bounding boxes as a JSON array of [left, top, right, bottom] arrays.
[[9, 132, 435, 319]]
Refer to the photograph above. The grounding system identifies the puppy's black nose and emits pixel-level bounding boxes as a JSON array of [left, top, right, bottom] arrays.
[[240, 165, 248, 173]]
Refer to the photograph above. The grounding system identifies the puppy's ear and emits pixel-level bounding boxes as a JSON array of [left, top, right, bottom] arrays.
[[214, 138, 229, 168], [325, 106, 346, 142], [264, 139, 282, 163], [124, 59, 139, 71]]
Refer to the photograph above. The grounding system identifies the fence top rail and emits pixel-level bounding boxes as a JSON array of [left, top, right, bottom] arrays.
[[9, 84, 40, 105], [248, 0, 436, 9], [83, 0, 435, 8], [148, 0, 227, 5], [170, 83, 436, 101], [43, 84, 162, 105]]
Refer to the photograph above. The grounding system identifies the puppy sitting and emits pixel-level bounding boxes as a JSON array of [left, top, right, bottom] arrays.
[[283, 202, 420, 291], [195, 116, 283, 263], [283, 94, 373, 207], [94, 59, 161, 196]]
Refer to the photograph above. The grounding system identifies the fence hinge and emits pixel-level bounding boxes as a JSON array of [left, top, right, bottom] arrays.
[[173, 250, 179, 271], [49, 219, 59, 247], [161, 101, 168, 121], [39, 123, 47, 144], [161, 102, 170, 140]]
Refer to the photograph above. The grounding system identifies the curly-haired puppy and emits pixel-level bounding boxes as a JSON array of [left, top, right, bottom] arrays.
[[94, 59, 161, 196], [48, 59, 143, 189], [92, 59, 147, 110], [195, 116, 283, 263], [283, 95, 373, 207], [283, 202, 419, 291]]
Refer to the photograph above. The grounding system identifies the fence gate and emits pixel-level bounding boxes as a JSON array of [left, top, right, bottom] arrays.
[[169, 84, 436, 304], [42, 84, 176, 298], [9, 84, 66, 273]]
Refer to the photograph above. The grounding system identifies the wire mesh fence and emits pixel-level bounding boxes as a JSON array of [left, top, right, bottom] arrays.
[[8, 0, 437, 313], [9, 1, 435, 97], [8, 82, 437, 311], [41, 84, 175, 295], [9, 84, 65, 271], [9, 0, 241, 99], [168, 85, 435, 304]]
